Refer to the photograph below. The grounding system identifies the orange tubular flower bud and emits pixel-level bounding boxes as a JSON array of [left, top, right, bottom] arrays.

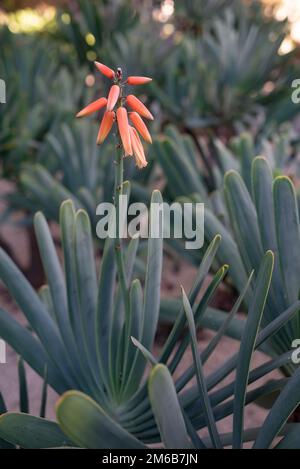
[[76, 97, 107, 118], [129, 112, 152, 143], [107, 85, 120, 111], [127, 76, 152, 85], [97, 111, 115, 144], [94, 61, 115, 79], [126, 95, 154, 120], [117, 107, 133, 156], [129, 126, 148, 169]]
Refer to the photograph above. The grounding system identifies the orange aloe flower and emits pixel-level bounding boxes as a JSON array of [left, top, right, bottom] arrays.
[[126, 95, 154, 120], [117, 108, 132, 156], [77, 61, 153, 168], [76, 97, 107, 118], [107, 85, 120, 111], [127, 76, 152, 85], [94, 61, 115, 79], [129, 112, 152, 143], [97, 111, 115, 144], [129, 126, 148, 168]]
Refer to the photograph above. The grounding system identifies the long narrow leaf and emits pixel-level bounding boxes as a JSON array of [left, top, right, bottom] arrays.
[[56, 391, 145, 449], [18, 358, 29, 414], [182, 287, 222, 448], [0, 308, 68, 394], [0, 413, 74, 448], [148, 364, 191, 449], [0, 249, 75, 386], [254, 366, 300, 448], [232, 251, 274, 448]]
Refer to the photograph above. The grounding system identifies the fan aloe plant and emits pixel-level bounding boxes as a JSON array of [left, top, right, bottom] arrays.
[[1, 239, 300, 448], [56, 0, 139, 67], [2, 121, 113, 226], [0, 26, 103, 251], [1, 50, 300, 450], [154, 123, 300, 199], [173, 0, 233, 33], [0, 28, 90, 179], [222, 159, 300, 365], [0, 114, 299, 446], [157, 127, 300, 370], [150, 3, 297, 135]]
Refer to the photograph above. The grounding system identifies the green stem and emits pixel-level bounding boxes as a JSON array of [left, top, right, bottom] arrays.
[[114, 138, 130, 321], [112, 136, 132, 402]]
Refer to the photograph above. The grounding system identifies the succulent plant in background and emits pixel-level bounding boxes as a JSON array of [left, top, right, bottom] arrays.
[[55, 0, 139, 66], [173, 0, 234, 34], [106, 24, 172, 86], [222, 160, 300, 370], [0, 26, 96, 283], [150, 2, 298, 136], [214, 127, 300, 181], [0, 26, 94, 223], [2, 120, 155, 234], [154, 124, 300, 253], [0, 27, 90, 180], [54, 0, 172, 96], [158, 132, 300, 373], [2, 121, 113, 227]]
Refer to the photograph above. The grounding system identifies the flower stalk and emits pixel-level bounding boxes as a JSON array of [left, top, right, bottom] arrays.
[[113, 133, 130, 320]]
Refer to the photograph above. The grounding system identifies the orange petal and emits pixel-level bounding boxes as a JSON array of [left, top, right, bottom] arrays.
[[76, 97, 107, 118], [107, 85, 120, 111], [127, 76, 152, 85], [129, 126, 148, 168], [94, 61, 115, 79], [117, 107, 133, 156], [97, 111, 115, 144], [129, 112, 152, 143], [126, 95, 154, 120]]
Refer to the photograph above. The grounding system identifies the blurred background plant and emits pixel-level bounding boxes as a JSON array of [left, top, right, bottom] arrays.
[[1, 0, 300, 228]]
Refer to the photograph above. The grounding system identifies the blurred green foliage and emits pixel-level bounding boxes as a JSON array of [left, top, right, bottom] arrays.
[[0, 0, 300, 240], [0, 26, 91, 179]]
